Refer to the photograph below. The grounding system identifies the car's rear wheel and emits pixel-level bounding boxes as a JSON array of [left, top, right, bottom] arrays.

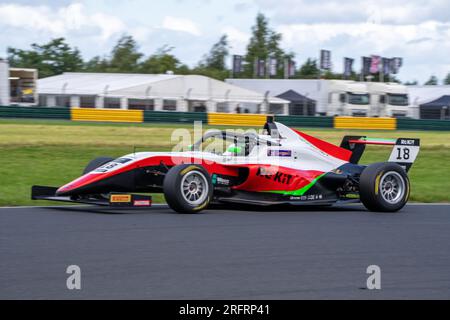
[[83, 157, 114, 175], [163, 164, 213, 214], [359, 162, 410, 212]]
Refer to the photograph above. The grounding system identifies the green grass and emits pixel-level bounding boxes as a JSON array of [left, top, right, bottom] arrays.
[[0, 118, 449, 206]]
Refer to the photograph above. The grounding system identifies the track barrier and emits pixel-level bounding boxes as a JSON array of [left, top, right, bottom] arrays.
[[1, 106, 450, 131], [334, 117, 397, 130], [207, 113, 268, 126], [71, 108, 143, 123]]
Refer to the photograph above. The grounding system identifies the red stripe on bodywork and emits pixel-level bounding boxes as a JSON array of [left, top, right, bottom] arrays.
[[57, 155, 239, 194], [231, 164, 324, 193], [348, 140, 395, 146], [293, 129, 352, 162], [57, 154, 326, 196]]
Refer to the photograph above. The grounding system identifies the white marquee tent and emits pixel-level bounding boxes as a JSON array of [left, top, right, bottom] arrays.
[[38, 73, 289, 114], [408, 85, 450, 106]]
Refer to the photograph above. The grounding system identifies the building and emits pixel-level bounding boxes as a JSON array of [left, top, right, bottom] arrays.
[[419, 95, 450, 120], [408, 85, 450, 106], [227, 79, 372, 116], [0, 59, 38, 106], [0, 59, 8, 105], [275, 90, 316, 116], [226, 79, 450, 118], [227, 79, 323, 114], [38, 73, 289, 114], [9, 67, 38, 106]]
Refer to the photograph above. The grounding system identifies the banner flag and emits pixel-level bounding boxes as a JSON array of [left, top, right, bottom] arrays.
[[370, 55, 381, 74], [269, 57, 277, 77], [232, 55, 243, 74], [362, 57, 372, 76], [257, 59, 266, 77], [391, 57, 403, 74], [382, 57, 392, 75], [320, 50, 332, 70], [344, 57, 354, 77], [289, 60, 296, 77]]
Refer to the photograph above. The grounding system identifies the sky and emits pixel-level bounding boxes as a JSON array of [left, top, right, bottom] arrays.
[[0, 0, 449, 84]]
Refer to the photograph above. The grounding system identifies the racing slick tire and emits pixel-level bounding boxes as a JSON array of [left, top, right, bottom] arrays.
[[163, 164, 213, 214], [83, 157, 114, 175], [359, 162, 410, 212]]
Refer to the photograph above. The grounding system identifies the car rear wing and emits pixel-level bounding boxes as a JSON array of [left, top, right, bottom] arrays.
[[341, 136, 420, 172]]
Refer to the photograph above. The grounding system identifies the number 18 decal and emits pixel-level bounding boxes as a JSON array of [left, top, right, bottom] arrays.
[[396, 147, 410, 161], [389, 139, 420, 164]]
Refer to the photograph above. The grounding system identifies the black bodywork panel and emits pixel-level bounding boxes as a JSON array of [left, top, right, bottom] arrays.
[[32, 162, 366, 207], [32, 186, 152, 207]]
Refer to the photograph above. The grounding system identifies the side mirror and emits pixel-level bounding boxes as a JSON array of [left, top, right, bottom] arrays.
[[339, 94, 346, 103]]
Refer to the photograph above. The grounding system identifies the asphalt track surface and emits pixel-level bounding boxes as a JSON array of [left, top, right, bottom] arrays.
[[1, 203, 449, 300]]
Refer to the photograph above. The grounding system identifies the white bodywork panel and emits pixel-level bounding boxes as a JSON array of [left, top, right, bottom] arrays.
[[91, 122, 349, 175]]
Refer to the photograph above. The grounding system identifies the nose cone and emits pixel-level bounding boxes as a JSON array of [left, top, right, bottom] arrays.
[[56, 173, 100, 196]]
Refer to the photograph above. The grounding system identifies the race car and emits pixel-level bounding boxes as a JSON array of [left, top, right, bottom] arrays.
[[32, 118, 420, 213]]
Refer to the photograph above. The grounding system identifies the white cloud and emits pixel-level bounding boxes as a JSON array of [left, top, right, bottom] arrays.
[[221, 26, 249, 53], [255, 0, 450, 24], [0, 0, 448, 83], [222, 26, 248, 43], [0, 3, 125, 40], [277, 20, 450, 82], [162, 16, 201, 36], [278, 21, 450, 56]]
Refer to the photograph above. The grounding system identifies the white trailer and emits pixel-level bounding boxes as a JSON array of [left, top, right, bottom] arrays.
[[0, 59, 10, 106], [367, 82, 410, 117], [323, 80, 371, 116], [226, 79, 371, 116], [9, 68, 38, 106]]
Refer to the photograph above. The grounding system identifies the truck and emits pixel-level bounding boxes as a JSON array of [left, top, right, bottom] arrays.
[[323, 80, 371, 116], [226, 79, 411, 117], [367, 82, 410, 117]]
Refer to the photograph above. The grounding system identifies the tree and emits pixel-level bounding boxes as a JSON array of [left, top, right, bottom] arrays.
[[108, 35, 143, 73], [8, 38, 83, 78], [424, 75, 439, 85], [193, 35, 230, 80], [84, 56, 110, 73], [296, 58, 320, 79], [244, 13, 290, 78], [444, 73, 450, 85], [140, 45, 189, 74], [200, 35, 229, 71]]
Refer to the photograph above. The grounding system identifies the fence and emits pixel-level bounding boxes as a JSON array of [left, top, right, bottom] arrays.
[[1, 105, 450, 131], [144, 111, 206, 123], [208, 113, 268, 126], [334, 117, 397, 130], [0, 105, 70, 120], [71, 108, 143, 123]]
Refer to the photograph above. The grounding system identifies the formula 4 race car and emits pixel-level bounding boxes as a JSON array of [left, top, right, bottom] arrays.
[[32, 118, 420, 213]]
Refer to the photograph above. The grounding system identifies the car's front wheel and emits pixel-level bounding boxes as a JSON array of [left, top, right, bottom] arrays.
[[359, 162, 410, 212], [163, 164, 213, 214]]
